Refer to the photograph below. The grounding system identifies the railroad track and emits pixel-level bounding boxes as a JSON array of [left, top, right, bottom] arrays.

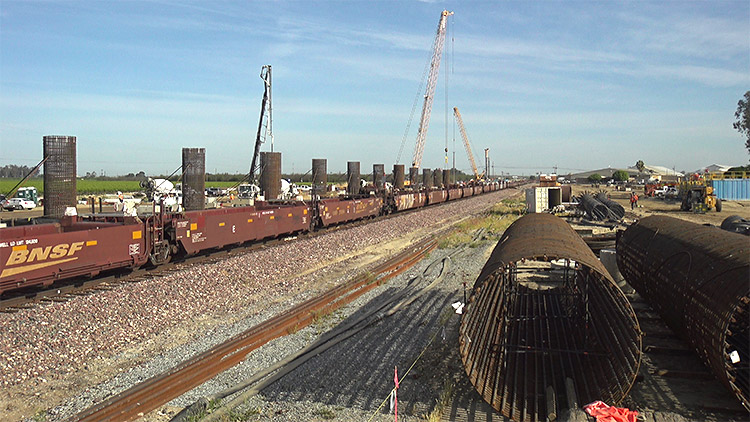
[[68, 236, 437, 422]]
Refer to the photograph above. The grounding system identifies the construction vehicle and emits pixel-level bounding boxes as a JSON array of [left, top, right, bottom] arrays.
[[680, 184, 722, 213], [453, 107, 484, 181], [408, 10, 453, 174]]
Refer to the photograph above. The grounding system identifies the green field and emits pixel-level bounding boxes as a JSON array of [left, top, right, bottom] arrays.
[[0, 179, 240, 196]]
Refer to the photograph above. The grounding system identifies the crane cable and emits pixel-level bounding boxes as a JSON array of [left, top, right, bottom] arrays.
[[395, 43, 432, 165]]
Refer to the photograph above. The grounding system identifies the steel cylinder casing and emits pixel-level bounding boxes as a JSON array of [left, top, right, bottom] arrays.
[[260, 152, 281, 200], [43, 135, 77, 218], [422, 168, 433, 189], [312, 158, 327, 196], [617, 216, 750, 411], [182, 148, 205, 211], [460, 213, 641, 421], [393, 165, 405, 189], [346, 161, 360, 196]]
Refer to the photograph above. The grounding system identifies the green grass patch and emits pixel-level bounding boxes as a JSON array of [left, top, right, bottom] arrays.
[[0, 178, 243, 196], [438, 196, 525, 249]]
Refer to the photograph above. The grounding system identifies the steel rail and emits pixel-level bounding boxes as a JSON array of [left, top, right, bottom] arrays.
[[69, 237, 436, 422]]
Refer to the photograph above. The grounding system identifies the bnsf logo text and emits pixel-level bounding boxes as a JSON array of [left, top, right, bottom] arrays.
[[6, 242, 85, 266]]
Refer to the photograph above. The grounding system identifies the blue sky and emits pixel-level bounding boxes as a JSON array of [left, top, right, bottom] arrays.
[[1, 1, 748, 176]]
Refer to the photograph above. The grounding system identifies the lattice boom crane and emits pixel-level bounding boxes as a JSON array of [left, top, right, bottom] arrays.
[[454, 107, 483, 180], [411, 10, 453, 169]]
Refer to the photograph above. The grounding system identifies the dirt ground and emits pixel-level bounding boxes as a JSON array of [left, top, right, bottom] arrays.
[[570, 184, 750, 226]]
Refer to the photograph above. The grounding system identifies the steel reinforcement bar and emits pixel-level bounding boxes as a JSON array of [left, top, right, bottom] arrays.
[[69, 237, 436, 422], [617, 215, 750, 411], [459, 213, 641, 422]]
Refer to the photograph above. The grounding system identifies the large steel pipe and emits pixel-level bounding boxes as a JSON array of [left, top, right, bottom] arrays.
[[460, 214, 641, 422], [617, 216, 750, 411], [260, 152, 281, 200], [596, 192, 625, 220], [182, 147, 205, 211], [579, 193, 610, 221], [393, 165, 405, 190]]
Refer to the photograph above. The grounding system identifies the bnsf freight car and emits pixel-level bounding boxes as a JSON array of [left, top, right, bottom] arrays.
[[1, 181, 523, 296]]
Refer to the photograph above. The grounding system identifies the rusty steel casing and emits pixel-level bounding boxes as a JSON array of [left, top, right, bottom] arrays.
[[346, 161, 360, 195], [409, 166, 419, 188], [617, 216, 749, 411], [433, 168, 443, 188], [43, 135, 77, 218], [312, 158, 327, 196], [393, 164, 405, 189], [443, 168, 452, 187], [373, 164, 385, 192], [423, 168, 433, 188], [460, 213, 641, 422], [182, 147, 205, 211], [260, 152, 281, 200]]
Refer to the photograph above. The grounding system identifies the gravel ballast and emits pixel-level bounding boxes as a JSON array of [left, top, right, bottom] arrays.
[[0, 190, 518, 421]]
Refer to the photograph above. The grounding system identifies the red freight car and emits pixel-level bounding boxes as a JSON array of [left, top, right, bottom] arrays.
[[172, 202, 310, 255], [462, 187, 474, 198], [448, 188, 463, 201], [317, 197, 383, 227], [0, 217, 150, 294], [473, 185, 484, 195], [394, 192, 427, 211], [426, 190, 448, 206]]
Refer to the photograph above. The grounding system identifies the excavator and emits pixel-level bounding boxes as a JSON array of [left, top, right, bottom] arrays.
[[453, 107, 484, 181]]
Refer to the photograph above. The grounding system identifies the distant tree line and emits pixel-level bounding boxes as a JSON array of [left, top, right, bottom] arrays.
[[0, 164, 39, 178]]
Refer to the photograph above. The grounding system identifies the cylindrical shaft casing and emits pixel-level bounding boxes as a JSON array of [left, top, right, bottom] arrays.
[[409, 167, 419, 188], [443, 168, 451, 187], [460, 214, 641, 421], [346, 161, 360, 195], [617, 216, 750, 411], [373, 164, 385, 192], [260, 151, 281, 200], [433, 168, 443, 188], [312, 158, 327, 196], [43, 135, 77, 218], [422, 168, 433, 188], [182, 147, 205, 211], [393, 165, 405, 189]]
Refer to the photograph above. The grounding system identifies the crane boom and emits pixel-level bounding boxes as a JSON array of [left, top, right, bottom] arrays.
[[249, 65, 272, 184], [453, 107, 482, 180], [411, 10, 453, 169]]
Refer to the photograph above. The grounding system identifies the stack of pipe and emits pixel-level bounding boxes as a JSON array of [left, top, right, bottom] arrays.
[[460, 213, 641, 421], [596, 192, 625, 220], [578, 193, 611, 221], [617, 216, 749, 411]]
